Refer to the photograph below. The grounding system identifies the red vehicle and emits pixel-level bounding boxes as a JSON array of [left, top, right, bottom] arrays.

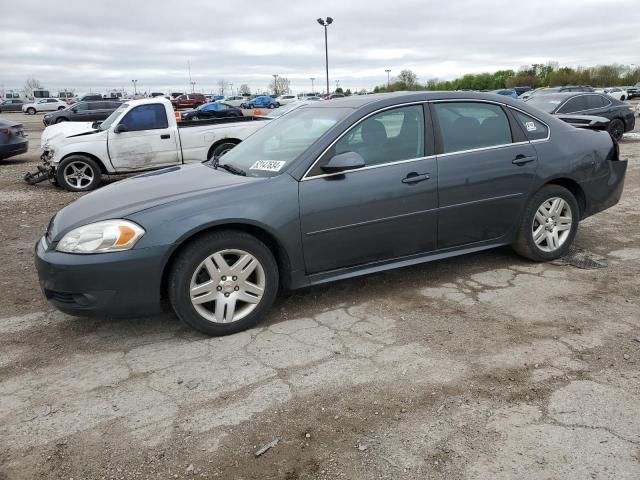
[[171, 93, 206, 110]]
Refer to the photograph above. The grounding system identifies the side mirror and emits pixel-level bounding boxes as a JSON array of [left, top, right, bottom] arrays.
[[114, 124, 128, 133], [71, 108, 77, 113], [321, 151, 366, 174]]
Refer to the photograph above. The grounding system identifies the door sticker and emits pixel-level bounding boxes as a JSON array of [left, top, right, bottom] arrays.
[[250, 160, 286, 172], [525, 121, 537, 132]]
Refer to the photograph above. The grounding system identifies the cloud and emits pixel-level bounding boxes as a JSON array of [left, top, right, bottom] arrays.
[[1, 0, 638, 95]]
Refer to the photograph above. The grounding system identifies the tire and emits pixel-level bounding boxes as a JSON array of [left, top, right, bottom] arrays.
[[27, 107, 36, 115], [607, 118, 625, 141], [268, 104, 275, 109], [211, 141, 238, 158], [55, 155, 102, 192], [512, 185, 579, 262], [57, 106, 65, 110], [55, 117, 67, 124], [168, 230, 279, 336], [621, 95, 626, 101]]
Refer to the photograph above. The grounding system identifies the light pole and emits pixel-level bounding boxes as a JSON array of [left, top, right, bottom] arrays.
[[385, 69, 391, 89], [229, 82, 234, 96], [310, 77, 315, 95], [131, 79, 138, 95], [190, 81, 196, 93], [316, 17, 333, 96], [272, 74, 279, 96]]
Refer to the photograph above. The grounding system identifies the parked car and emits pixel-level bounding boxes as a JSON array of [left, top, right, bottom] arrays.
[[241, 95, 279, 109], [0, 119, 28, 161], [0, 99, 25, 112], [150, 92, 165, 98], [535, 86, 595, 95], [34, 92, 627, 336], [491, 89, 518, 99], [219, 96, 247, 107], [181, 102, 243, 121], [627, 83, 640, 99], [513, 86, 532, 96], [602, 87, 628, 101], [42, 100, 122, 126], [525, 92, 635, 140], [171, 93, 206, 110], [79, 94, 104, 101], [22, 98, 68, 114], [519, 87, 546, 100], [327, 94, 345, 99], [170, 92, 184, 99], [28, 98, 269, 191], [275, 94, 298, 105], [305, 96, 323, 101]]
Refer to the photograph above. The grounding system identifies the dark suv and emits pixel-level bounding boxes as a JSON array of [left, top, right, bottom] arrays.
[[43, 100, 122, 126]]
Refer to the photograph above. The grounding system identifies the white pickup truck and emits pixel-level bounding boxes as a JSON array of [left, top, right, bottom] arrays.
[[26, 98, 270, 191]]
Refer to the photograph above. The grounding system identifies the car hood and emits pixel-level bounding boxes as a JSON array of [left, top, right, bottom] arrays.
[[48, 163, 262, 240], [41, 122, 96, 148]]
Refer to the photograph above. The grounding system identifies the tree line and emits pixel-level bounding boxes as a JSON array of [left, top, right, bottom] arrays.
[[374, 63, 640, 93]]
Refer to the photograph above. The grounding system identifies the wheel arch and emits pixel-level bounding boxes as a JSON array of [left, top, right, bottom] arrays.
[[59, 152, 109, 174], [542, 177, 587, 218], [206, 138, 242, 159], [160, 221, 293, 301]]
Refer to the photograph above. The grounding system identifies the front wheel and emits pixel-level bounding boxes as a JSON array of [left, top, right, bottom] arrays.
[[607, 118, 625, 141], [512, 185, 579, 261], [55, 117, 67, 123], [55, 155, 102, 191], [27, 107, 36, 115], [168, 231, 279, 336]]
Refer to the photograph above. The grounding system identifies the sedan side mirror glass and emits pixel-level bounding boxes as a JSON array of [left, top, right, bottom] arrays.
[[321, 151, 366, 174]]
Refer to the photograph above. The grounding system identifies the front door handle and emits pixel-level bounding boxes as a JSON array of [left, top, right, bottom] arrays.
[[160, 134, 170, 139], [402, 172, 430, 184], [512, 155, 536, 166]]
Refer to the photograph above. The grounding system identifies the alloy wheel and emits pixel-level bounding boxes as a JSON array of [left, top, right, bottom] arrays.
[[189, 249, 265, 323], [63, 161, 94, 189], [532, 197, 572, 252]]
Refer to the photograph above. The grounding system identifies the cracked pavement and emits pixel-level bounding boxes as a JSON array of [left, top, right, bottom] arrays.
[[0, 112, 639, 479]]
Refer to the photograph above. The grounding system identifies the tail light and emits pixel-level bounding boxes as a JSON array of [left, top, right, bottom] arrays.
[[609, 132, 620, 161], [0, 127, 10, 135]]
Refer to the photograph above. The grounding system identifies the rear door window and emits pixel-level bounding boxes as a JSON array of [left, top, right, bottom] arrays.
[[433, 102, 512, 153], [557, 96, 588, 113], [585, 95, 609, 109], [119, 104, 168, 131]]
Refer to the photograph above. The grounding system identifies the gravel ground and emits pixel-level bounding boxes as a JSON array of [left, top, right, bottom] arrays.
[[1, 107, 639, 479]]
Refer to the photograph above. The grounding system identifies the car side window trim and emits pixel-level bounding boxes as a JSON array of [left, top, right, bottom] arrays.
[[302, 101, 431, 181]]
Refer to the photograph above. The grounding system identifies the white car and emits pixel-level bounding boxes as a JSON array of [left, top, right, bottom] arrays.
[[602, 87, 628, 101], [275, 94, 298, 106], [22, 98, 68, 114], [33, 98, 271, 191], [218, 96, 247, 107]]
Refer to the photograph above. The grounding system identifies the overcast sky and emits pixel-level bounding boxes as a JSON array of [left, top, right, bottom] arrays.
[[1, 0, 638, 96]]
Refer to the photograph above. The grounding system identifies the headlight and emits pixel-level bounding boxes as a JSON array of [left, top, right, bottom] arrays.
[[56, 220, 145, 254]]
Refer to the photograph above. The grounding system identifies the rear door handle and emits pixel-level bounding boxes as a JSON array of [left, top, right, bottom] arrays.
[[160, 134, 170, 139], [512, 155, 536, 166], [402, 172, 430, 184]]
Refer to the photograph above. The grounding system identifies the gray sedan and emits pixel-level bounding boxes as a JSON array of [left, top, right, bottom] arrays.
[[35, 92, 627, 335]]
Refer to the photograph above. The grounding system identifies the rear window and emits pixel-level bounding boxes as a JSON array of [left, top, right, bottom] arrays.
[[557, 96, 588, 114]]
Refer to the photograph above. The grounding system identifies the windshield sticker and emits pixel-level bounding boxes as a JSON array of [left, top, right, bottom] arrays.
[[525, 121, 537, 132], [250, 160, 286, 172]]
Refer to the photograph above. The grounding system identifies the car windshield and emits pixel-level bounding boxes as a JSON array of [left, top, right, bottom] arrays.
[[99, 104, 128, 130], [218, 107, 351, 177], [525, 96, 563, 113]]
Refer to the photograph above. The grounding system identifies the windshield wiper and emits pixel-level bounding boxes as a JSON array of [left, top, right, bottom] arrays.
[[210, 156, 246, 176]]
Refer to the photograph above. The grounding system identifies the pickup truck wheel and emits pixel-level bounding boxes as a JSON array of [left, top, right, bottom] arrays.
[[512, 185, 578, 262], [168, 230, 279, 336], [56, 156, 102, 192], [607, 119, 625, 141], [211, 142, 238, 158]]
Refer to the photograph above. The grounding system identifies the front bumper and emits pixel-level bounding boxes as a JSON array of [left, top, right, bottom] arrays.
[[35, 237, 169, 318], [0, 139, 28, 159]]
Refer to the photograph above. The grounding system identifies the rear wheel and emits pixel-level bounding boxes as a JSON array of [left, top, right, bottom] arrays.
[[55, 155, 102, 191], [57, 106, 65, 110], [168, 231, 279, 336], [211, 141, 238, 158], [513, 185, 579, 261], [607, 118, 625, 141]]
